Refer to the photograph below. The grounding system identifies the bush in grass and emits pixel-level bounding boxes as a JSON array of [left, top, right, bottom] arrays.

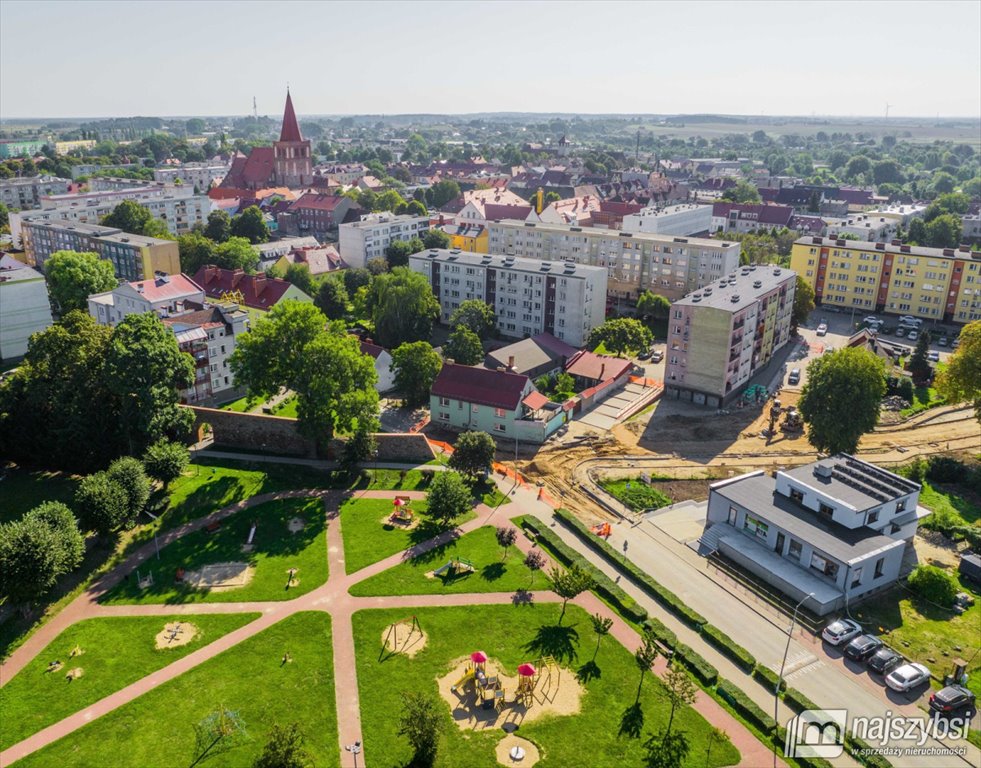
[[846, 734, 894, 768], [644, 616, 678, 650], [700, 624, 756, 671], [716, 678, 776, 733], [425, 470, 471, 526], [74, 472, 130, 536], [142, 439, 190, 486], [672, 644, 718, 686], [107, 456, 151, 518], [907, 564, 959, 607], [752, 664, 786, 693]]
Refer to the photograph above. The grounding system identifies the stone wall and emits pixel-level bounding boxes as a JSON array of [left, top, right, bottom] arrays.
[[186, 406, 317, 458], [374, 433, 436, 463]]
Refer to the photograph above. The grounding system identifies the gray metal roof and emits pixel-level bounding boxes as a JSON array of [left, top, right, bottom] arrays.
[[782, 455, 918, 510], [714, 474, 901, 563], [674, 264, 794, 312]]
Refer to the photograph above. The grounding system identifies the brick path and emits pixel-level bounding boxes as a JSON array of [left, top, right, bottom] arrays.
[[0, 487, 775, 768]]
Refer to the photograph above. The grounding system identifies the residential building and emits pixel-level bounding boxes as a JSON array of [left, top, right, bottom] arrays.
[[272, 245, 344, 276], [488, 219, 741, 302], [484, 333, 578, 379], [790, 235, 981, 324], [0, 175, 71, 210], [0, 138, 47, 159], [360, 340, 396, 392], [867, 203, 928, 228], [278, 192, 356, 239], [87, 273, 206, 326], [621, 204, 713, 236], [69, 162, 146, 180], [22, 220, 180, 281], [53, 139, 96, 154], [0, 255, 53, 360], [409, 249, 607, 348], [191, 265, 312, 319], [430, 363, 567, 444], [962, 214, 981, 242], [316, 163, 367, 185], [153, 163, 231, 191], [254, 237, 321, 270], [564, 350, 633, 390], [450, 188, 533, 226], [538, 195, 602, 226], [704, 454, 926, 615], [441, 223, 489, 253], [710, 202, 794, 234], [338, 212, 430, 268], [163, 305, 250, 404], [825, 213, 899, 242], [665, 265, 796, 407]]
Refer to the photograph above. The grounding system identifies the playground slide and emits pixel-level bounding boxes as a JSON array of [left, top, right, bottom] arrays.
[[433, 562, 452, 577], [451, 668, 474, 692]]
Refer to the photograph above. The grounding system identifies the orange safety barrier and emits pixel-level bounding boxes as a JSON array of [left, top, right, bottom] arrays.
[[427, 438, 454, 455]]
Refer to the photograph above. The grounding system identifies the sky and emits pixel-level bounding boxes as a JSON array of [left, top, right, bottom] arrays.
[[2, 0, 980, 120]]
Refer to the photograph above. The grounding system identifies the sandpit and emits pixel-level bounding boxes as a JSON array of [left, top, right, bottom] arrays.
[[155, 622, 199, 649], [382, 620, 428, 658], [495, 735, 540, 767], [437, 657, 583, 732], [183, 562, 254, 590], [288, 517, 306, 534], [380, 513, 419, 531]]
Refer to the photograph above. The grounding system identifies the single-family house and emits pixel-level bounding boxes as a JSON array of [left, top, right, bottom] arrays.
[[360, 340, 396, 392], [484, 333, 578, 379]]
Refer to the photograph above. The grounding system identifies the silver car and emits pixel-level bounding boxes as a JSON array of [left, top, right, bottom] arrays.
[[821, 618, 862, 646], [885, 662, 931, 692]]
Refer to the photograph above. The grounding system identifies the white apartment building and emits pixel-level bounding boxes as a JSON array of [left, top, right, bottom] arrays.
[[153, 163, 230, 191], [88, 273, 206, 326], [621, 203, 713, 236], [487, 219, 741, 302], [0, 175, 71, 210], [338, 212, 430, 268], [665, 265, 796, 407], [826, 213, 899, 242], [408, 249, 607, 347], [0, 255, 53, 360]]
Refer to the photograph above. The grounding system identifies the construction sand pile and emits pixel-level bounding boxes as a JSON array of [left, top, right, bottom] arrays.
[[155, 622, 199, 649], [381, 620, 428, 658]]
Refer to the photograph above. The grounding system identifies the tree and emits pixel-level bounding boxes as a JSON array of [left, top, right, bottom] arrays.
[[495, 526, 518, 560], [590, 613, 613, 659], [230, 205, 269, 244], [548, 563, 595, 623], [908, 330, 933, 384], [923, 214, 962, 248], [634, 627, 660, 702], [384, 238, 422, 269], [397, 691, 443, 768], [142, 439, 189, 486], [284, 263, 315, 296], [524, 549, 546, 586], [107, 456, 151, 518], [192, 705, 249, 767], [0, 201, 9, 230], [636, 291, 671, 325], [643, 730, 691, 768], [720, 180, 761, 204], [873, 159, 904, 186], [74, 471, 130, 536], [425, 470, 471, 526], [662, 666, 697, 738], [0, 503, 85, 605], [448, 430, 496, 479], [252, 723, 313, 768], [792, 276, 815, 330], [315, 277, 349, 320], [425, 179, 461, 209], [844, 155, 872, 181], [185, 118, 206, 135], [798, 348, 887, 454], [342, 429, 377, 468], [366, 256, 389, 275], [449, 299, 495, 338], [177, 232, 216, 276], [204, 209, 232, 242], [101, 199, 169, 238], [587, 318, 653, 357], [104, 313, 195, 456], [391, 341, 442, 406], [444, 325, 483, 366], [212, 236, 259, 273], [936, 321, 981, 421], [45, 250, 117, 313], [343, 268, 372, 295], [420, 229, 449, 250], [907, 564, 959, 607], [371, 268, 440, 348]]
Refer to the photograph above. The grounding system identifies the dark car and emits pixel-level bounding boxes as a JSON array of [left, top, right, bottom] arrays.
[[929, 685, 976, 715], [844, 634, 883, 661], [867, 647, 904, 675]]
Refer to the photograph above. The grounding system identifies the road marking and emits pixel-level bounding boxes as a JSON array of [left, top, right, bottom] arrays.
[[784, 658, 824, 682]]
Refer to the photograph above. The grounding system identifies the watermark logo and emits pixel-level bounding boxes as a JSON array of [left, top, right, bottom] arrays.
[[785, 709, 846, 758]]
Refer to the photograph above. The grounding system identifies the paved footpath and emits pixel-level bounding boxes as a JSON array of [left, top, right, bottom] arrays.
[[1, 485, 776, 768]]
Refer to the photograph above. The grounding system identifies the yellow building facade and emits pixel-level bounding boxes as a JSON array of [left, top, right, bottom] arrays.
[[443, 223, 488, 253]]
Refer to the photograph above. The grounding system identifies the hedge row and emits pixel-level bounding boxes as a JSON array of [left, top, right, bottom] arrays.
[[752, 664, 786, 693], [643, 616, 678, 650], [783, 686, 820, 715], [519, 518, 649, 624], [846, 734, 894, 768], [553, 508, 707, 627], [701, 623, 757, 671], [673, 643, 719, 686], [717, 678, 777, 734]]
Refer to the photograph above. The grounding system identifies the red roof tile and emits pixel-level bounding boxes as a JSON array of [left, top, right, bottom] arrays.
[[522, 391, 550, 410], [564, 351, 632, 382], [190, 266, 298, 310], [129, 273, 203, 303], [483, 204, 533, 221], [279, 91, 303, 143], [359, 341, 387, 359], [431, 363, 529, 410], [288, 192, 349, 212]]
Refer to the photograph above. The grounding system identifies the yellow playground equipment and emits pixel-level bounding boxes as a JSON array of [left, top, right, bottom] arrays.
[[450, 667, 475, 693]]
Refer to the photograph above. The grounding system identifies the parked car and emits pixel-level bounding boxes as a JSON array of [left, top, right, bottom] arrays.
[[868, 647, 904, 675], [788, 368, 801, 385], [638, 348, 652, 360], [928, 350, 940, 362], [952, 339, 960, 350], [898, 316, 923, 327], [929, 685, 976, 715], [895, 327, 907, 338], [816, 323, 828, 336], [651, 349, 664, 363], [885, 662, 931, 692], [938, 336, 948, 347], [822, 618, 862, 646], [907, 331, 919, 342], [844, 634, 884, 661], [863, 316, 880, 325]]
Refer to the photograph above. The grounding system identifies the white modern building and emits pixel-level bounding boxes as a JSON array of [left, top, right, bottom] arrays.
[[409, 249, 607, 347], [338, 212, 430, 268], [621, 203, 713, 236], [825, 213, 899, 243], [0, 175, 71, 210], [0, 255, 54, 360], [153, 163, 231, 191], [487, 219, 741, 302], [88, 273, 206, 326]]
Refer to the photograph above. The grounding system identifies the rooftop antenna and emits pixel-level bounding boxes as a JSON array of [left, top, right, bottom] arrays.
[[884, 102, 892, 119], [253, 96, 258, 121]]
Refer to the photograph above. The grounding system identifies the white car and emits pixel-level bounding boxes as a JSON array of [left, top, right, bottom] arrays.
[[821, 618, 862, 646], [885, 662, 931, 692], [816, 323, 828, 337], [928, 351, 940, 362], [898, 316, 923, 327], [907, 331, 919, 342]]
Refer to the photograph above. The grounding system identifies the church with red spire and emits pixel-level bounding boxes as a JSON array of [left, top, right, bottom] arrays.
[[220, 90, 312, 191]]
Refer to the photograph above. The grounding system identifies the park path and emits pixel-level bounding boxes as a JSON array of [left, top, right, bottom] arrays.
[[1, 484, 773, 768]]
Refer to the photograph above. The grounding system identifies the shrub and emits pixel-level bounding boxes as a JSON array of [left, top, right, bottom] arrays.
[[599, 478, 671, 512], [783, 687, 820, 714], [907, 564, 959, 607], [701, 624, 756, 671], [846, 734, 895, 768], [716, 678, 776, 733], [644, 616, 678, 650], [142, 439, 190, 485], [673, 644, 718, 686], [925, 455, 963, 484], [107, 456, 151, 518], [752, 664, 786, 693]]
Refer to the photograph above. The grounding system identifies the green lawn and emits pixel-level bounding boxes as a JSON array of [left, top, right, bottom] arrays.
[[271, 396, 299, 418], [350, 467, 436, 492], [101, 497, 327, 605], [350, 525, 539, 597], [0, 613, 259, 750], [0, 467, 79, 524], [919, 480, 981, 527], [219, 394, 260, 412], [353, 604, 740, 768], [899, 363, 947, 418], [599, 478, 672, 512], [17, 612, 338, 768]]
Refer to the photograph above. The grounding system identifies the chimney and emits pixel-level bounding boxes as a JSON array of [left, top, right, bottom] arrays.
[[507, 355, 515, 371], [253, 272, 267, 295], [231, 269, 244, 289]]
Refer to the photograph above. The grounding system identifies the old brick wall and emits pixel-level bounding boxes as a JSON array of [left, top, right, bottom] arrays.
[[186, 406, 317, 458]]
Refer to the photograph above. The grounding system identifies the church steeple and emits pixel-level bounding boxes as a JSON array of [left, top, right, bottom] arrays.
[[279, 89, 303, 143]]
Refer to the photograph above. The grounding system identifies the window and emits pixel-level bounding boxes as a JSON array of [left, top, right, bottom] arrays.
[[787, 539, 802, 561], [867, 509, 879, 524], [896, 498, 906, 513], [788, 487, 804, 504], [874, 557, 885, 579], [818, 502, 835, 519], [810, 552, 838, 580], [494, 408, 506, 417], [851, 566, 863, 589], [439, 397, 450, 407], [493, 423, 506, 433], [743, 515, 769, 539], [438, 412, 449, 420], [471, 404, 479, 413], [890, 523, 902, 534]]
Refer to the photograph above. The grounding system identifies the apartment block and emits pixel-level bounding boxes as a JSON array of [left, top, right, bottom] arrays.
[[665, 265, 796, 407], [487, 219, 740, 302], [0, 175, 71, 210], [620, 203, 713, 236], [0, 255, 53, 360], [22, 220, 180, 282], [790, 236, 981, 324], [408, 249, 607, 348], [153, 163, 231, 191], [338, 213, 430, 268]]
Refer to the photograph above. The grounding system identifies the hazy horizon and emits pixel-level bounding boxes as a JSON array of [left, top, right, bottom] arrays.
[[2, 0, 980, 121]]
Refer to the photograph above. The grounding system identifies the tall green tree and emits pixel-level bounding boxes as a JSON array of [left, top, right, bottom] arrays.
[[0, 201, 9, 230], [448, 430, 496, 479], [449, 299, 495, 338], [177, 232, 216, 276], [936, 320, 981, 421], [74, 471, 130, 536], [792, 276, 815, 329], [315, 277, 349, 320], [420, 229, 449, 249], [101, 199, 169, 238], [426, 470, 472, 526], [397, 692, 443, 768], [587, 318, 653, 357], [371, 267, 440, 348], [634, 628, 660, 703], [142, 439, 189, 486], [662, 666, 697, 739], [636, 291, 671, 324], [212, 236, 259, 273], [204, 209, 232, 242], [384, 237, 424, 269], [0, 502, 85, 605], [443, 325, 483, 365], [908, 330, 933, 383], [590, 613, 613, 659], [284, 263, 315, 296], [923, 214, 962, 248], [720, 180, 762, 204], [425, 179, 461, 208], [391, 341, 442, 406], [45, 250, 117, 313], [798, 348, 887, 454], [343, 267, 372, 295], [107, 456, 151, 518], [230, 205, 270, 244]]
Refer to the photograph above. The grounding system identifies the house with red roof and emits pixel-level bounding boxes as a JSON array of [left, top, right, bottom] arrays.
[[430, 363, 567, 444], [564, 350, 633, 389], [87, 273, 206, 326], [359, 339, 395, 392], [277, 192, 358, 239], [191, 265, 312, 319]]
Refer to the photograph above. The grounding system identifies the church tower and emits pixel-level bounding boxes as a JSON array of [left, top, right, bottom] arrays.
[[273, 90, 312, 188]]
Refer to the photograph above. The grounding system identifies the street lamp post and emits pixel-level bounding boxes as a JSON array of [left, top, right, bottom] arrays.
[[142, 508, 160, 561], [773, 591, 814, 768], [345, 740, 362, 768]]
